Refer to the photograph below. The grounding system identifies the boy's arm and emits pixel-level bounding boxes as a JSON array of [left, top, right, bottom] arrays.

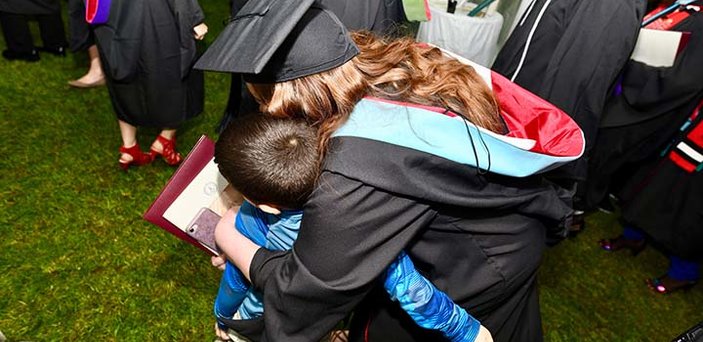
[[383, 252, 491, 342]]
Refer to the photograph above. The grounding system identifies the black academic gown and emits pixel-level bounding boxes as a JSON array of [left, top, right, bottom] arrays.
[[492, 0, 646, 181], [230, 0, 405, 33], [219, 88, 582, 341], [583, 4, 703, 209], [618, 112, 703, 261], [94, 0, 205, 128], [225, 136, 572, 342], [0, 0, 59, 15], [317, 0, 405, 33]]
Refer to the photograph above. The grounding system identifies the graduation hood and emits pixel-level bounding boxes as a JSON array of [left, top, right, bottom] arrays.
[[333, 66, 585, 178]]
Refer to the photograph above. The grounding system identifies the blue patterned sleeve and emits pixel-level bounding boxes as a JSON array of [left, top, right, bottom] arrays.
[[383, 251, 481, 342]]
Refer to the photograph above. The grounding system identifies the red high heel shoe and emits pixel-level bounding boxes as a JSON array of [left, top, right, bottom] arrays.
[[150, 135, 182, 166], [119, 144, 154, 171]]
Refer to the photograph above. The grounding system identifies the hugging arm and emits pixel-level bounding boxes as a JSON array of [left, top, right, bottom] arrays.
[[249, 171, 435, 341], [384, 251, 484, 342]]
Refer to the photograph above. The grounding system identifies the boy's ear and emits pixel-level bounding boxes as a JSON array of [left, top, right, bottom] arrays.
[[256, 203, 281, 215]]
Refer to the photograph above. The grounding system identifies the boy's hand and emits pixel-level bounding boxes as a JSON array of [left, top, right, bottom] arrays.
[[215, 322, 230, 341], [475, 325, 493, 342], [211, 254, 226, 271], [193, 23, 208, 40]]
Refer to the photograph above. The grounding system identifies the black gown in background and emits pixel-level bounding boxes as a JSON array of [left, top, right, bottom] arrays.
[[492, 0, 646, 182], [618, 110, 703, 261], [584, 3, 703, 209], [0, 0, 66, 57], [94, 0, 204, 128], [0, 0, 59, 15]]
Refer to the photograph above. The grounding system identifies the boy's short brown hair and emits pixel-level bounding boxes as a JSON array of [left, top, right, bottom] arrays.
[[214, 115, 319, 209]]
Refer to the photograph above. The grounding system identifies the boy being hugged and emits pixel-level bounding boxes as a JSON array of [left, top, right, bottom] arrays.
[[212, 114, 492, 342]]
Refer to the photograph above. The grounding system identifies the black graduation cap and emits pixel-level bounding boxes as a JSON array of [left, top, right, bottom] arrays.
[[194, 0, 359, 83]]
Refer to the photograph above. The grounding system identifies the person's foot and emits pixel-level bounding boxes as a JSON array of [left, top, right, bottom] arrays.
[[597, 197, 616, 214], [119, 144, 154, 171], [150, 135, 182, 166], [38, 45, 66, 57], [2, 49, 39, 62], [68, 73, 106, 88], [599, 235, 646, 255], [646, 275, 697, 294], [567, 210, 586, 237]]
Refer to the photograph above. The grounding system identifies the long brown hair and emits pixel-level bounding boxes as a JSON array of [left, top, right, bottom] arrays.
[[248, 31, 503, 155]]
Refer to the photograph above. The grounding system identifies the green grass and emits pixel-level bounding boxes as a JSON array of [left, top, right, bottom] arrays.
[[1, 1, 702, 340]]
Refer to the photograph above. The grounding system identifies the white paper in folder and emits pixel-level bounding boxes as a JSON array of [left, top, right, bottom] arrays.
[[163, 158, 229, 230], [630, 28, 690, 67]]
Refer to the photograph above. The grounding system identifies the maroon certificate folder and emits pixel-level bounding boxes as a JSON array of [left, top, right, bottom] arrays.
[[143, 135, 218, 255]]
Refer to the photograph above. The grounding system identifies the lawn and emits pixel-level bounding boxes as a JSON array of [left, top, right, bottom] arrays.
[[1, 1, 701, 340]]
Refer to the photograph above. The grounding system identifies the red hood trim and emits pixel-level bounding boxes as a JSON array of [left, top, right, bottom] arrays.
[[363, 71, 584, 157]]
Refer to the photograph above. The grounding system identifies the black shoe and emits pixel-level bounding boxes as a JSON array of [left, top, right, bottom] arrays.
[[567, 211, 586, 238], [38, 46, 66, 57], [599, 235, 646, 255], [597, 197, 615, 214], [2, 49, 40, 62]]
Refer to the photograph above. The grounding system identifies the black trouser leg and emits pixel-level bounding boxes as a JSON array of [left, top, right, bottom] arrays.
[[0, 11, 35, 53], [36, 12, 67, 50], [68, 0, 93, 52]]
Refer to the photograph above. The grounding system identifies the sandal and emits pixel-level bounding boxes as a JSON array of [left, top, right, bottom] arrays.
[[646, 275, 697, 294], [598, 235, 646, 255], [328, 330, 349, 342], [119, 144, 154, 171], [150, 135, 182, 166]]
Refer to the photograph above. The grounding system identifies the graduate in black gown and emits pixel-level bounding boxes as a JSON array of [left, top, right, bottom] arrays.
[[92, 0, 207, 170], [492, 0, 646, 220], [594, 0, 703, 293], [585, 0, 703, 210], [197, 1, 585, 341], [0, 0, 67, 61]]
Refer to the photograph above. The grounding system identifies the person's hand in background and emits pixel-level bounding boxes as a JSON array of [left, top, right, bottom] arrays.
[[193, 23, 208, 40]]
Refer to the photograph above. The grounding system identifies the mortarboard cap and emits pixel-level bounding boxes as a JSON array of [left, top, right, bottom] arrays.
[[194, 0, 359, 83]]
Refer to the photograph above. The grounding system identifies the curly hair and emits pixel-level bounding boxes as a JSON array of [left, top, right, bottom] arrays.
[[247, 31, 503, 155]]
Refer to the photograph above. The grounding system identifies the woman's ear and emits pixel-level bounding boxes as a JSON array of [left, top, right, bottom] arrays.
[[256, 203, 282, 215]]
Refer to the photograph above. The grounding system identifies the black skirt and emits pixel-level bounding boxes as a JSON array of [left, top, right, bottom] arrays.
[[98, 0, 203, 128]]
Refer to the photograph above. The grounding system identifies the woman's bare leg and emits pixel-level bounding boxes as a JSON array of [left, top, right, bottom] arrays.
[[118, 120, 138, 163], [70, 45, 105, 85]]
